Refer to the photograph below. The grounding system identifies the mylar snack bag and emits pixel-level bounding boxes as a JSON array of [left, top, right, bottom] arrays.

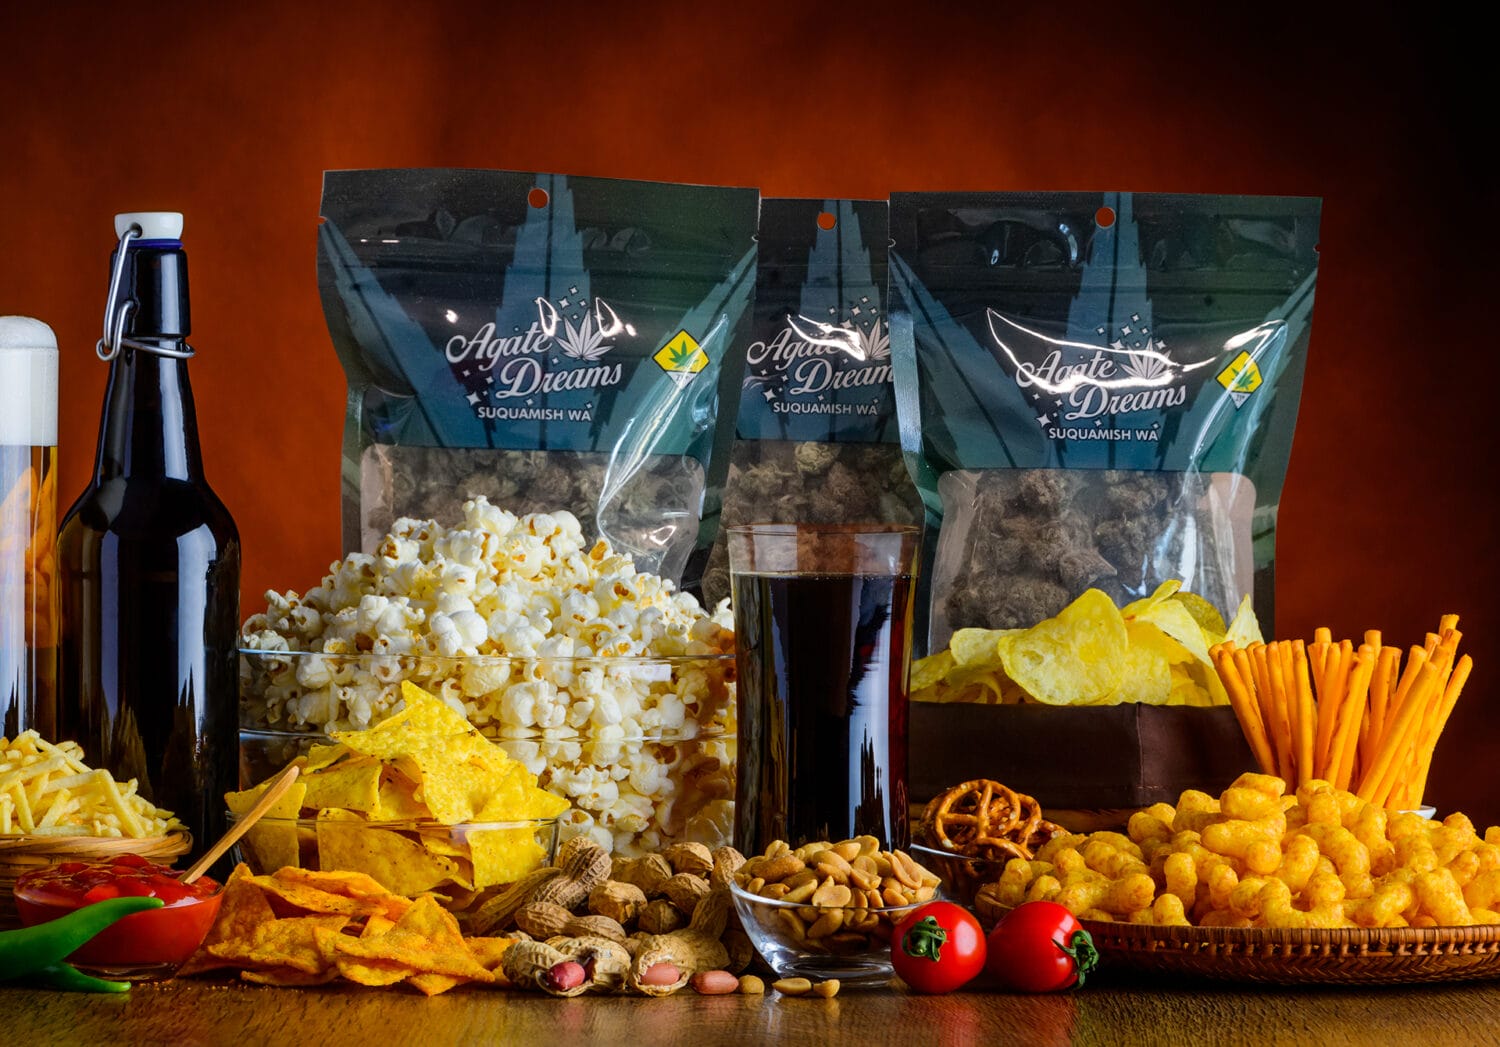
[[889, 192, 1319, 652], [702, 198, 920, 605], [319, 169, 759, 591]]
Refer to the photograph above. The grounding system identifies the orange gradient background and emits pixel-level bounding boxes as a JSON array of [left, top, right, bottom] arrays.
[[2, 3, 1493, 822]]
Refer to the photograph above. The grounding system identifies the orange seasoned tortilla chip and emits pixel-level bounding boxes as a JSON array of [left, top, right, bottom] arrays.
[[331, 896, 492, 982], [337, 957, 413, 987], [177, 865, 278, 976], [361, 914, 398, 938], [241, 966, 340, 987], [465, 936, 515, 973], [209, 914, 348, 974], [408, 972, 467, 996], [315, 809, 463, 896]]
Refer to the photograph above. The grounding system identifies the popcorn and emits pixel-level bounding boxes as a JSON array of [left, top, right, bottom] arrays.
[[241, 496, 737, 855]]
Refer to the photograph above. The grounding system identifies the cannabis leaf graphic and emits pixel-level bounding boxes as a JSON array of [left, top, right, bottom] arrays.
[[555, 313, 614, 361], [668, 341, 698, 368], [860, 322, 891, 361], [1120, 340, 1171, 381]]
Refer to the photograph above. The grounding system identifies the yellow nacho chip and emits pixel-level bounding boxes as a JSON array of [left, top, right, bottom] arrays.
[[226, 781, 307, 873], [315, 809, 463, 896], [467, 826, 548, 888], [300, 756, 383, 815]]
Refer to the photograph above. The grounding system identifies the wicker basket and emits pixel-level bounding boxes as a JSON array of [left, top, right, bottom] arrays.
[[0, 832, 191, 928], [1085, 919, 1500, 985]]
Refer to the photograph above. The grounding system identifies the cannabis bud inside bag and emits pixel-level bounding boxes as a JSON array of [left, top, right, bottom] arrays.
[[890, 191, 1319, 651], [318, 169, 759, 589], [703, 199, 921, 604]]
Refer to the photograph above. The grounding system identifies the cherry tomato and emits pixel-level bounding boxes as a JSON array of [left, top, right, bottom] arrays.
[[890, 901, 987, 994], [985, 901, 1099, 992]]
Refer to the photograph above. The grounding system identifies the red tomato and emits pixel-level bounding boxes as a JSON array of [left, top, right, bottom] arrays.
[[985, 901, 1099, 992], [890, 901, 987, 994]]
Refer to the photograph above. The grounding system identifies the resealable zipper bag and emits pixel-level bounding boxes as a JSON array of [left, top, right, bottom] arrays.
[[702, 198, 920, 604], [889, 191, 1319, 652], [318, 169, 760, 591]]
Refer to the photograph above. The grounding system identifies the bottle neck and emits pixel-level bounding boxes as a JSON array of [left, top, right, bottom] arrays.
[[93, 346, 204, 482]]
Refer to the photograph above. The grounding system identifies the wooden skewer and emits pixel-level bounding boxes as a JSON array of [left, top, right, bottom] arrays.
[[181, 764, 301, 885]]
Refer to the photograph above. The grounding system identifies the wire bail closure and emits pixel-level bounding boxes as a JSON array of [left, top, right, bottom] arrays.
[[96, 223, 195, 362]]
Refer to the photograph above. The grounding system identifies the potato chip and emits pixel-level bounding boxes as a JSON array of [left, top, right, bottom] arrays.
[[316, 809, 464, 896], [1225, 594, 1264, 647], [950, 628, 1015, 669], [1122, 579, 1183, 619], [1170, 591, 1228, 638], [910, 650, 956, 692], [1134, 599, 1214, 667], [998, 588, 1128, 705], [1108, 622, 1175, 704]]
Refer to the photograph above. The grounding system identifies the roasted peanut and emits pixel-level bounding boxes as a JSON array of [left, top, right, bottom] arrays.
[[813, 979, 841, 999], [664, 872, 711, 914], [638, 898, 688, 935], [690, 970, 739, 995], [639, 962, 681, 987], [515, 901, 574, 940], [589, 880, 648, 925], [772, 977, 813, 996], [738, 974, 766, 994], [664, 842, 714, 876]]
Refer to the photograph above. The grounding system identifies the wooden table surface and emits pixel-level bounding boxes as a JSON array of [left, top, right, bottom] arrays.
[[7, 975, 1500, 1047]]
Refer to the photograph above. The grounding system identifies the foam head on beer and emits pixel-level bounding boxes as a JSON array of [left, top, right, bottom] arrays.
[[0, 316, 58, 446]]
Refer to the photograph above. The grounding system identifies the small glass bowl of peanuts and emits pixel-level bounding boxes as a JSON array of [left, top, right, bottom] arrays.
[[729, 836, 941, 986]]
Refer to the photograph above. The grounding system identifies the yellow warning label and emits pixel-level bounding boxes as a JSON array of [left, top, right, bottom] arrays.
[[1217, 351, 1262, 395], [653, 330, 708, 376]]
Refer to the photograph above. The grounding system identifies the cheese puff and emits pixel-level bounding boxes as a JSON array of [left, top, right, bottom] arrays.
[[1127, 907, 1155, 925], [1298, 823, 1372, 897], [1221, 785, 1282, 822], [1275, 833, 1321, 894], [1150, 893, 1190, 927], [1052, 880, 1107, 915], [1081, 839, 1148, 880], [1348, 880, 1417, 928], [1174, 790, 1223, 834], [1034, 833, 1088, 863], [1086, 832, 1144, 861], [1260, 889, 1310, 928], [1473, 908, 1500, 924], [994, 858, 1036, 908], [1244, 839, 1283, 877], [1462, 870, 1500, 912], [1229, 876, 1269, 919], [1228, 771, 1287, 799], [1411, 914, 1439, 929], [1127, 810, 1173, 848], [1200, 910, 1254, 928], [1448, 849, 1481, 889], [1352, 805, 1396, 877], [1415, 867, 1474, 926], [1143, 802, 1178, 831], [1386, 811, 1429, 841], [1393, 832, 1440, 875], [1053, 848, 1096, 886], [1444, 811, 1478, 839], [1163, 851, 1198, 908], [1078, 908, 1114, 922], [1294, 778, 1336, 806], [1202, 813, 1286, 860], [1433, 821, 1480, 865], [1206, 861, 1239, 911], [1304, 870, 1347, 911], [1025, 875, 1063, 903], [1101, 873, 1158, 917], [1475, 843, 1500, 875], [1303, 791, 1341, 827], [1487, 827, 1500, 846]]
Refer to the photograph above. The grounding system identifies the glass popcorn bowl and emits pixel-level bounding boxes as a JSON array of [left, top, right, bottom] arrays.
[[238, 650, 737, 855], [225, 810, 559, 913], [728, 879, 928, 987]]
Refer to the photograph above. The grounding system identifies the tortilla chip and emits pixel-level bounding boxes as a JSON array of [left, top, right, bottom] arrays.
[[241, 966, 340, 987], [331, 896, 492, 982], [209, 914, 348, 974], [408, 972, 467, 996], [226, 781, 307, 873], [361, 914, 397, 938], [336, 957, 413, 987], [467, 826, 548, 889], [316, 809, 463, 896], [301, 756, 384, 815], [377, 774, 430, 821], [465, 936, 514, 972], [177, 865, 278, 976]]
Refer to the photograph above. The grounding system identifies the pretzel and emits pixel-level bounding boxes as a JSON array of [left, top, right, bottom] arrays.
[[920, 779, 1044, 861]]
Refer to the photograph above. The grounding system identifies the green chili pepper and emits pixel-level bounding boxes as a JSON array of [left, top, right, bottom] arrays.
[[0, 896, 163, 982], [23, 962, 133, 993]]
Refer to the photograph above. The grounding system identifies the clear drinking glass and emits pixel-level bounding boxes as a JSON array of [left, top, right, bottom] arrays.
[[728, 523, 920, 856]]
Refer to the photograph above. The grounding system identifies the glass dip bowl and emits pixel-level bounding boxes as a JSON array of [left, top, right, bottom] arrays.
[[13, 854, 222, 979]]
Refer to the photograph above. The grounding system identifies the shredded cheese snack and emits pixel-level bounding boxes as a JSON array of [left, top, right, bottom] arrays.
[[0, 731, 184, 837], [241, 497, 736, 855]]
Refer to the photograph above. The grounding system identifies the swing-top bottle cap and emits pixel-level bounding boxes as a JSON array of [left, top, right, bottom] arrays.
[[115, 212, 184, 241]]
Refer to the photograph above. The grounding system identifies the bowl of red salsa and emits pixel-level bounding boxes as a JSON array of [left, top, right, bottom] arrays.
[[13, 854, 221, 976]]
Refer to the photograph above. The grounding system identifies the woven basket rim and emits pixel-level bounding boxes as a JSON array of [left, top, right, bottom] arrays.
[[0, 830, 191, 856], [1084, 918, 1500, 948]]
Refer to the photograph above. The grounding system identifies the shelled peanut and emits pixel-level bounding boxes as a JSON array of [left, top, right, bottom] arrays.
[[734, 837, 941, 954], [470, 835, 752, 996]]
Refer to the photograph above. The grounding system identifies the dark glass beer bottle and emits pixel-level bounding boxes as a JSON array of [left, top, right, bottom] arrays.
[[58, 212, 240, 866]]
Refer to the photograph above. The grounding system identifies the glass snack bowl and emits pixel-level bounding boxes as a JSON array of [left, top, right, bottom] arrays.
[[238, 649, 737, 856], [728, 879, 929, 987], [12, 855, 223, 979], [906, 843, 1008, 910], [226, 811, 559, 912]]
